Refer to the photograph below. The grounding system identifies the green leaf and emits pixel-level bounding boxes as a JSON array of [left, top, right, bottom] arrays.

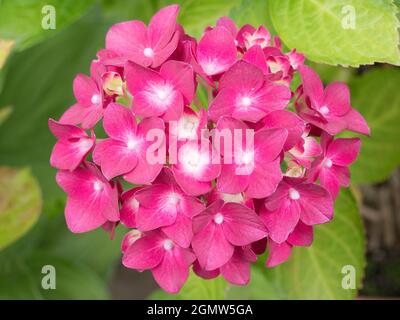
[[269, 0, 400, 66], [0, 167, 41, 251], [238, 189, 365, 300], [149, 271, 229, 300], [0, 0, 96, 51], [177, 0, 242, 37], [346, 68, 400, 184], [101, 0, 156, 23], [0, 9, 108, 204]]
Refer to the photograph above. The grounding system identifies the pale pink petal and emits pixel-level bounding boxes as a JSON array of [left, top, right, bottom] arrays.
[[197, 27, 237, 76]]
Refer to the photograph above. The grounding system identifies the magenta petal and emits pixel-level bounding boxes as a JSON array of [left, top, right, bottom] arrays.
[[220, 248, 251, 285], [151, 30, 180, 68], [125, 61, 164, 94], [298, 183, 333, 225], [246, 158, 282, 199], [73, 74, 98, 106], [208, 88, 236, 122], [217, 164, 250, 194], [266, 240, 292, 268], [242, 45, 268, 74], [326, 137, 361, 166], [192, 221, 234, 270], [48, 119, 86, 139], [50, 138, 93, 171], [172, 167, 212, 196], [60, 103, 103, 130], [120, 188, 141, 228], [263, 111, 305, 151], [103, 103, 137, 141], [152, 246, 195, 294], [261, 200, 300, 244], [148, 4, 179, 50], [197, 27, 237, 76], [216, 16, 237, 38], [162, 212, 193, 248], [254, 128, 287, 162], [322, 82, 351, 116], [123, 232, 165, 270], [318, 167, 340, 199], [124, 153, 163, 184], [222, 203, 267, 246], [298, 65, 324, 107], [105, 20, 150, 66], [160, 60, 195, 103], [343, 108, 370, 136], [93, 139, 138, 180], [219, 60, 264, 92], [193, 260, 220, 279], [287, 221, 313, 247]]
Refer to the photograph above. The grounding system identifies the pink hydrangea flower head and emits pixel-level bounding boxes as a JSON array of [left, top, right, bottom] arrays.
[[105, 5, 180, 68]]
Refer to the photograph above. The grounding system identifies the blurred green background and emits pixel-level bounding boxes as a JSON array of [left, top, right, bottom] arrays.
[[0, 0, 399, 299]]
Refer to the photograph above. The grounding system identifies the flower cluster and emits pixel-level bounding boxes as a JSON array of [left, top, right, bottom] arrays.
[[49, 4, 369, 293]]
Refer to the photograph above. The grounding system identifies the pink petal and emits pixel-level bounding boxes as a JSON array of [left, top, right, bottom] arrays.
[[242, 45, 268, 74], [120, 187, 142, 228], [93, 139, 138, 180], [297, 183, 333, 225], [254, 128, 287, 162], [262, 111, 305, 151], [219, 60, 264, 92], [216, 16, 237, 38], [148, 4, 179, 51], [105, 20, 150, 67], [217, 164, 250, 194], [151, 31, 180, 68], [172, 167, 212, 196], [50, 138, 94, 171], [123, 231, 165, 270], [298, 65, 324, 107], [160, 60, 195, 103], [103, 103, 137, 141], [327, 137, 361, 166], [207, 88, 236, 122], [162, 212, 193, 248], [287, 221, 313, 246], [322, 82, 351, 116], [192, 219, 234, 270], [197, 27, 237, 76], [260, 200, 301, 244], [245, 158, 282, 199], [266, 240, 292, 268], [152, 245, 195, 294], [221, 203, 268, 246], [343, 108, 370, 136], [125, 61, 164, 94], [220, 248, 251, 285], [60, 103, 103, 130], [73, 74, 98, 106], [193, 260, 220, 279], [48, 119, 86, 139], [123, 154, 163, 184]]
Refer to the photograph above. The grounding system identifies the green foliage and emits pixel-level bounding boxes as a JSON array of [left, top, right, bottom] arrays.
[[269, 0, 400, 66], [346, 68, 400, 184], [0, 0, 97, 50], [0, 167, 41, 251]]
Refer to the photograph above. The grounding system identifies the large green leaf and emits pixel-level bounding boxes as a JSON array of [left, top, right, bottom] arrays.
[[0, 167, 41, 251], [0, 9, 107, 203], [269, 0, 400, 66], [0, 0, 96, 51], [346, 68, 400, 184]]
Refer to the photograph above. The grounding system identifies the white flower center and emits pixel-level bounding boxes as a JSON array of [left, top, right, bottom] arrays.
[[319, 106, 329, 115], [323, 158, 333, 168], [126, 138, 137, 150], [289, 188, 300, 200], [91, 94, 101, 105], [167, 192, 181, 206], [94, 181, 104, 192], [129, 198, 139, 210], [143, 47, 154, 58], [214, 213, 224, 224], [241, 96, 252, 107], [163, 239, 174, 251]]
